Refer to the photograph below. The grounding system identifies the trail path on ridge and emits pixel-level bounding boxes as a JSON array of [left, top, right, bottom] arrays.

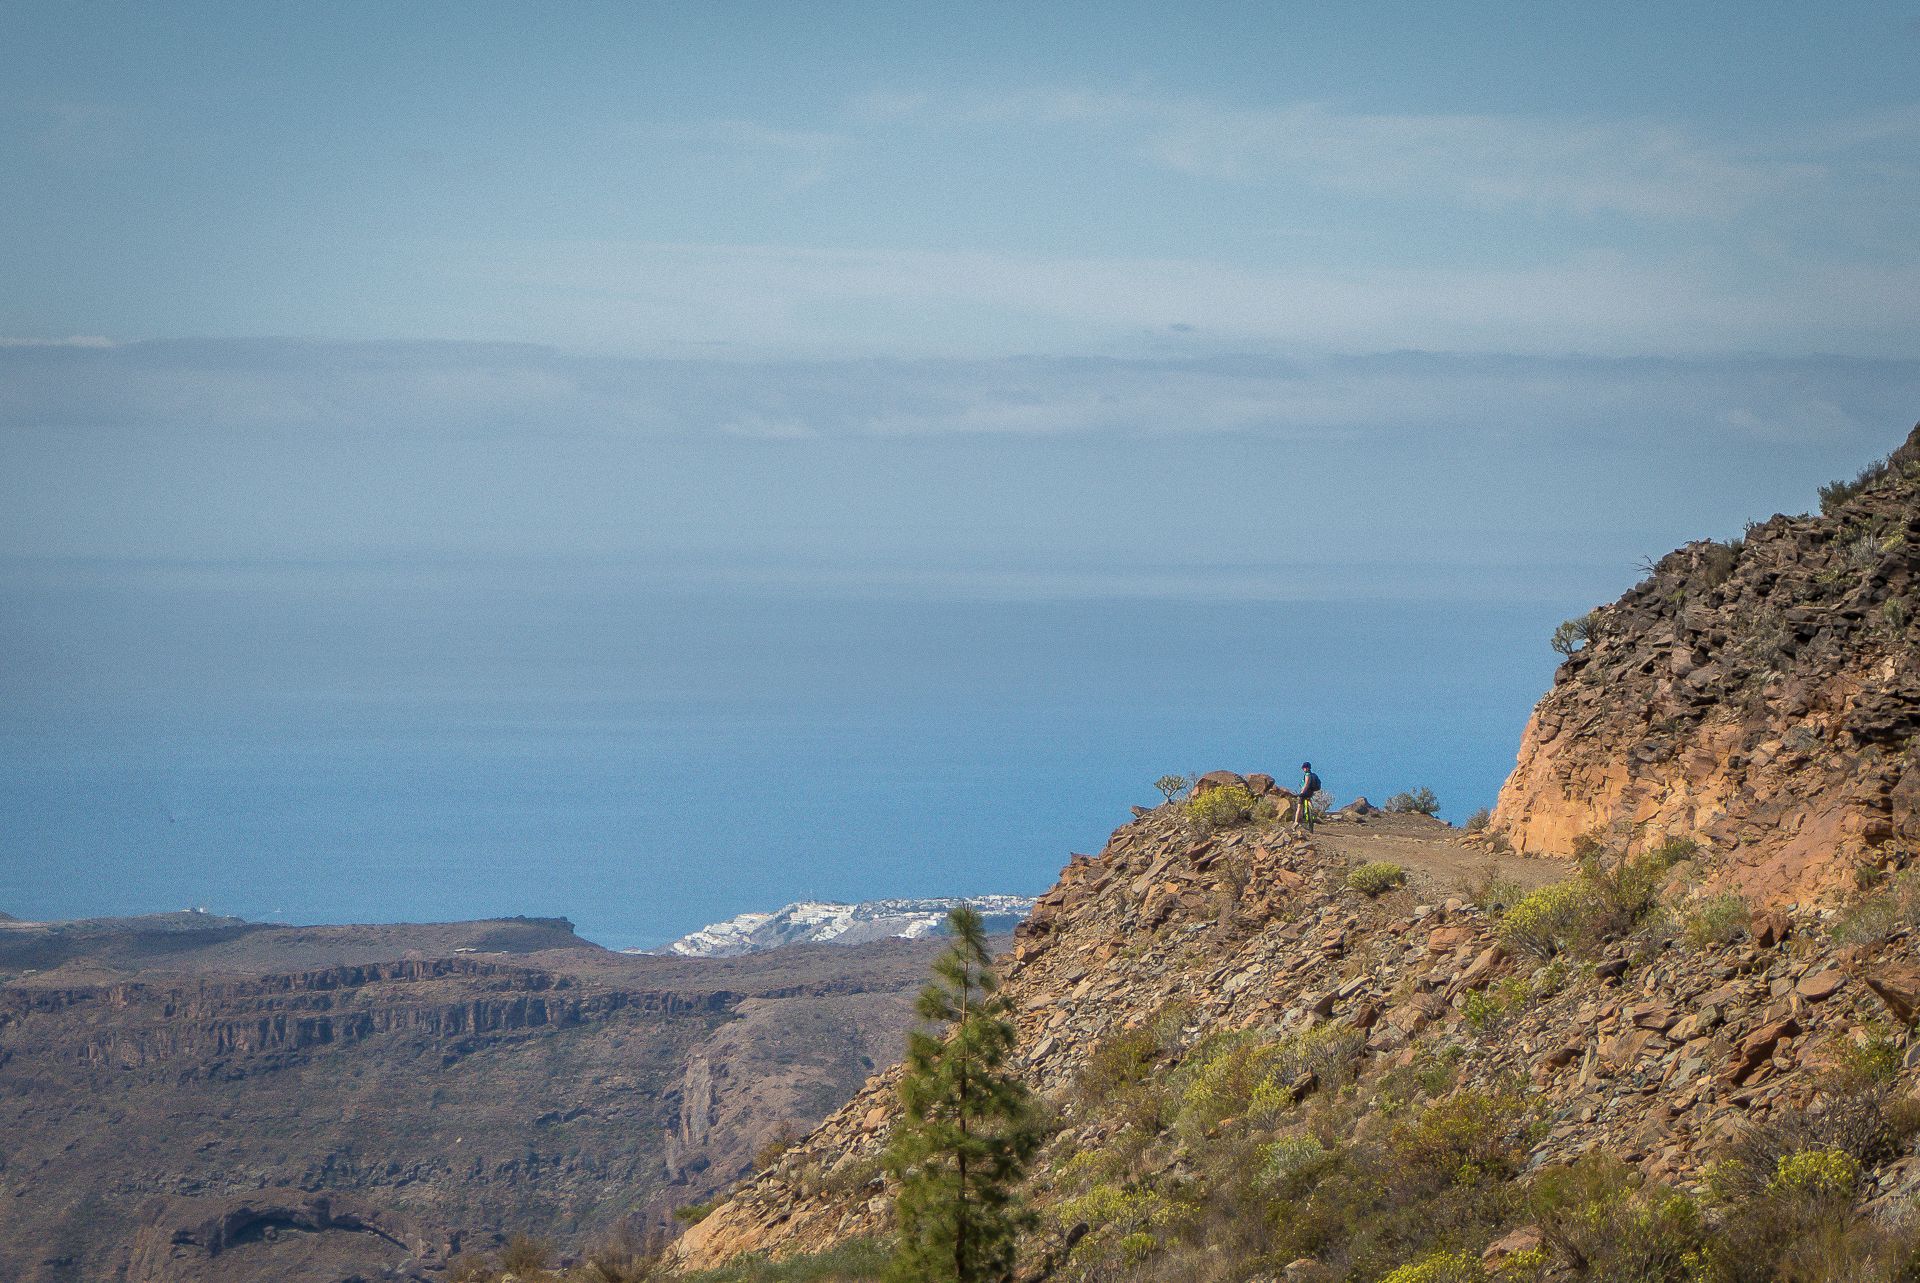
[[1308, 810, 1569, 897]]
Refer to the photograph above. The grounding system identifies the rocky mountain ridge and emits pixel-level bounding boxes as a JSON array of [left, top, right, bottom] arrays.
[[670, 801, 1920, 1278], [1491, 423, 1920, 904]]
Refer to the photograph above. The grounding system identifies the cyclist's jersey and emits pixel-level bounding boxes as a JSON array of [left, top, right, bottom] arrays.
[[1301, 772, 1322, 798]]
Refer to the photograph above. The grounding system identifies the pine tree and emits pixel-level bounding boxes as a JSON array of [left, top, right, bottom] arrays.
[[884, 906, 1042, 1283]]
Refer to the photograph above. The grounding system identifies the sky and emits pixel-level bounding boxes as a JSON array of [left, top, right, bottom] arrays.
[[3, 3, 1918, 359], [1, 2, 1915, 577], [1, 4, 1917, 936]]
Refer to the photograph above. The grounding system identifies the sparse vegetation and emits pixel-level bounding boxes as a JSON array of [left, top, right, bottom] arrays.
[[1550, 611, 1597, 656], [1348, 861, 1408, 896], [1151, 774, 1190, 805], [1183, 783, 1264, 835], [1462, 965, 1565, 1035], [1384, 787, 1441, 816], [1464, 807, 1491, 833], [1497, 838, 1685, 959], [1466, 863, 1525, 917], [1681, 892, 1749, 949], [682, 1241, 890, 1283], [502, 1235, 554, 1274], [1698, 538, 1741, 588], [1819, 453, 1893, 516], [1830, 869, 1920, 946], [755, 1124, 801, 1170]]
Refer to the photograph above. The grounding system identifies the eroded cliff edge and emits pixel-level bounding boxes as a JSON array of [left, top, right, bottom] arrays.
[[1491, 424, 1920, 904]]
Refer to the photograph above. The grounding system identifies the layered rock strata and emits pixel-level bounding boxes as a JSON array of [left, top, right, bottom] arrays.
[[0, 928, 937, 1283]]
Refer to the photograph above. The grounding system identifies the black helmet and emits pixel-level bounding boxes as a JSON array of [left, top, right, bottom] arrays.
[[1300, 762, 1311, 770]]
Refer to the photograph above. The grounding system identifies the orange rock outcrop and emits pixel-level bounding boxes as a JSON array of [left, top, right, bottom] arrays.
[[1492, 425, 1920, 904]]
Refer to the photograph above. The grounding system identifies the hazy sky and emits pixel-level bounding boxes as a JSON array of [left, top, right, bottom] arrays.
[[4, 2, 1917, 358], [3, 1, 1917, 589]]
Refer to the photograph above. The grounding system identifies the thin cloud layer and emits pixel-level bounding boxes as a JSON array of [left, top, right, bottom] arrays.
[[3, 339, 1913, 443]]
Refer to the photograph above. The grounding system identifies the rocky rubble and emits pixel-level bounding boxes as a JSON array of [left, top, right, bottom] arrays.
[[1491, 424, 1920, 905], [670, 801, 1920, 1271]]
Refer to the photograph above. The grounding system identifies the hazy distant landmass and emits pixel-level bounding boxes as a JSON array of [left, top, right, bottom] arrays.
[[643, 895, 1039, 957]]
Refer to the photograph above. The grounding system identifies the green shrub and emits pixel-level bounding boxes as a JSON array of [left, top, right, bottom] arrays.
[[1834, 1029, 1906, 1088], [1578, 843, 1678, 937], [1173, 1025, 1363, 1138], [1116, 1231, 1157, 1264], [1550, 612, 1597, 656], [1390, 1087, 1537, 1188], [1819, 455, 1892, 516], [1380, 1250, 1485, 1283], [1682, 893, 1749, 949], [1075, 1024, 1172, 1134], [674, 1199, 720, 1225], [1527, 1154, 1702, 1278], [1385, 788, 1441, 816], [1078, 1026, 1159, 1100], [1497, 841, 1684, 959], [1768, 1148, 1860, 1201], [1255, 1134, 1333, 1196], [1461, 970, 1563, 1034], [1151, 774, 1190, 805], [1464, 807, 1492, 833], [1831, 870, 1920, 946], [1497, 881, 1588, 958], [1184, 784, 1259, 834], [1348, 862, 1408, 896], [1051, 1181, 1146, 1229]]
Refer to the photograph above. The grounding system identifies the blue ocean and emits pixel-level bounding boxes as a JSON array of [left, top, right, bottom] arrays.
[[0, 560, 1577, 950]]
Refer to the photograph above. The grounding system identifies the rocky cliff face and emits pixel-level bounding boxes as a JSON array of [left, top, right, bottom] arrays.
[[0, 920, 939, 1283], [1492, 425, 1920, 904]]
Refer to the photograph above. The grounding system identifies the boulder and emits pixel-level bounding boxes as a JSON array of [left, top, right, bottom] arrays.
[[1482, 1225, 1544, 1266], [1795, 970, 1844, 1002], [1728, 1017, 1800, 1082], [1751, 910, 1791, 948], [1864, 964, 1920, 1024], [1193, 770, 1248, 795]]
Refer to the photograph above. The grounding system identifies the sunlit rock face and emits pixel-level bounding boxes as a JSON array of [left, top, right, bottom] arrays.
[[1492, 424, 1920, 905]]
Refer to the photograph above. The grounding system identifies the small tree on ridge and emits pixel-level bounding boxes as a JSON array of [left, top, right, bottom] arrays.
[[885, 907, 1042, 1283]]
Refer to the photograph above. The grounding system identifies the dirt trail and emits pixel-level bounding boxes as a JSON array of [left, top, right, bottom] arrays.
[[1308, 810, 1570, 898]]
